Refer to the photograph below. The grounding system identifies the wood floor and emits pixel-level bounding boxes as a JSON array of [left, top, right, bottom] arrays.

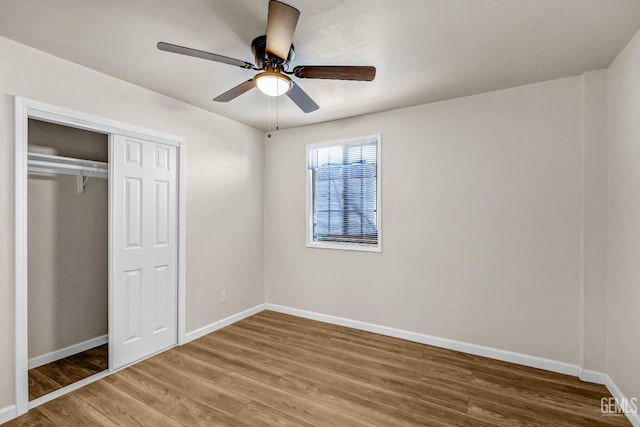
[[29, 344, 108, 401], [5, 311, 630, 426]]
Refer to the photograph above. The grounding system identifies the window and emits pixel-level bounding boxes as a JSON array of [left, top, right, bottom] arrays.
[[306, 135, 381, 252]]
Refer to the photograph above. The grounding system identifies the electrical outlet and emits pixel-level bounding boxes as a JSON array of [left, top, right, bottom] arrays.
[[220, 290, 227, 303]]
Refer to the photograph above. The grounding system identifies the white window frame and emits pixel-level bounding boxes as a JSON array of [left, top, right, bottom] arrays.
[[306, 134, 382, 253]]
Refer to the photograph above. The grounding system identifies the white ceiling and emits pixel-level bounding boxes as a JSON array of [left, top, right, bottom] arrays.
[[1, 0, 640, 131]]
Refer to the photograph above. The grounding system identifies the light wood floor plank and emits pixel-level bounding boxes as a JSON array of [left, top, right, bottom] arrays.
[[3, 310, 630, 426], [74, 380, 181, 427], [104, 368, 250, 427], [128, 356, 250, 417], [234, 400, 317, 427], [2, 408, 54, 427], [37, 393, 121, 427]]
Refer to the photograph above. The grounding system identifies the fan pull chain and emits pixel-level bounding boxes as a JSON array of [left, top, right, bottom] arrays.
[[267, 94, 272, 134], [276, 92, 279, 131]]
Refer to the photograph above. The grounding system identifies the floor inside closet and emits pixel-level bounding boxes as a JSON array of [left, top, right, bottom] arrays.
[[28, 345, 108, 401]]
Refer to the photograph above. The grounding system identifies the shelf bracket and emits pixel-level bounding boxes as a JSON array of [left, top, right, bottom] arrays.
[[77, 169, 95, 194], [77, 173, 85, 194]]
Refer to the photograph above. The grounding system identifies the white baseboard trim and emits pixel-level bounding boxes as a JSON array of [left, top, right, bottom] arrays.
[[0, 404, 17, 425], [579, 368, 608, 385], [185, 304, 266, 343], [28, 334, 108, 370], [265, 304, 583, 376], [604, 374, 640, 427]]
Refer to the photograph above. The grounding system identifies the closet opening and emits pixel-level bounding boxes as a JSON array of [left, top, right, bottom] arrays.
[[27, 119, 109, 401], [15, 97, 186, 416]]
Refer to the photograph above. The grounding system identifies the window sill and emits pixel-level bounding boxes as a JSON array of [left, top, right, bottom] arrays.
[[306, 241, 382, 253]]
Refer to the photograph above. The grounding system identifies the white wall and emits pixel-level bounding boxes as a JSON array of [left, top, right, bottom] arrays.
[[607, 29, 640, 404], [0, 36, 265, 408], [265, 75, 606, 366]]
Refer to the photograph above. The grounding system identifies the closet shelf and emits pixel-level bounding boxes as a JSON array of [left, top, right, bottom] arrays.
[[28, 152, 108, 179]]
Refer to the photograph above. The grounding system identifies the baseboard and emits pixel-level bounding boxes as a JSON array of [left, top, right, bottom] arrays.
[[579, 368, 608, 385], [185, 303, 266, 343], [604, 374, 640, 426], [28, 334, 108, 370], [0, 404, 16, 425], [265, 303, 583, 376]]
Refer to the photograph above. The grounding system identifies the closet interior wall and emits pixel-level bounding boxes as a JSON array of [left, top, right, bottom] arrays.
[[27, 119, 108, 362]]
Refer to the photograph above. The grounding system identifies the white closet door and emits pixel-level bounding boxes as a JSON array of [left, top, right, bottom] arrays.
[[111, 135, 178, 369]]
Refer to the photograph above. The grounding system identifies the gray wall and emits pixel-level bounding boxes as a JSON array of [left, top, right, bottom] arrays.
[[28, 120, 108, 359]]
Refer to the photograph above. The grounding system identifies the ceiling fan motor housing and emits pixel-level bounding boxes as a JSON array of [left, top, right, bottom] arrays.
[[251, 35, 295, 69]]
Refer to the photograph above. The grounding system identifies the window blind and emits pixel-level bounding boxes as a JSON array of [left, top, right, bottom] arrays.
[[308, 137, 379, 245]]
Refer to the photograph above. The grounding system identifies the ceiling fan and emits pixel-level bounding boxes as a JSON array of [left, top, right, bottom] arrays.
[[157, 0, 376, 113]]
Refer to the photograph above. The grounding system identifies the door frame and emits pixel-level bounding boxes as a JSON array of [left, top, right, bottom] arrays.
[[13, 97, 187, 416]]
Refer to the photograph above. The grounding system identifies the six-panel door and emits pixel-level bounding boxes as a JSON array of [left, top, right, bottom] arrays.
[[111, 135, 178, 369]]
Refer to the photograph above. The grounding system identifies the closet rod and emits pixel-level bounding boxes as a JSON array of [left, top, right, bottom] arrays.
[[27, 152, 108, 179]]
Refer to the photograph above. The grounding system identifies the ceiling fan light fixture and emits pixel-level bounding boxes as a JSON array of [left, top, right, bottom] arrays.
[[255, 70, 292, 97]]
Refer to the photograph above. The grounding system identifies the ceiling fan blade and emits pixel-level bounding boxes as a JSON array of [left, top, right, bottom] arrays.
[[293, 65, 376, 81], [158, 42, 254, 69], [266, 0, 300, 60], [213, 79, 256, 102], [286, 82, 319, 113]]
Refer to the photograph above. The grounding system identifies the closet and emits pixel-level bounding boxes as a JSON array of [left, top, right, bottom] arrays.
[[15, 97, 183, 415], [27, 119, 109, 401]]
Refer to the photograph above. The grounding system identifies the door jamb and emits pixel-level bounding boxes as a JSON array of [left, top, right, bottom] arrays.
[[13, 97, 187, 416]]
